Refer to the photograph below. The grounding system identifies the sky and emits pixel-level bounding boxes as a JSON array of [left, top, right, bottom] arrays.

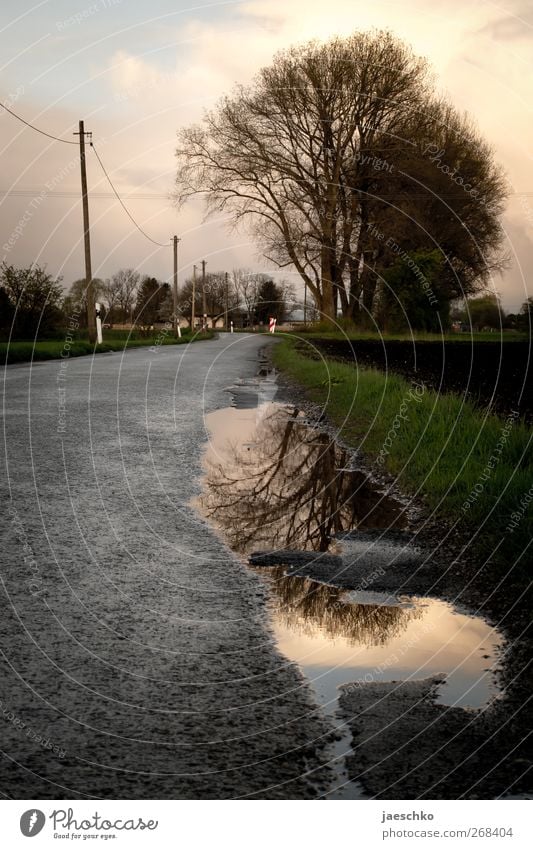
[[0, 0, 532, 310]]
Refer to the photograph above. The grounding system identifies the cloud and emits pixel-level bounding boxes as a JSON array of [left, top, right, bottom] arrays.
[[475, 2, 533, 41], [105, 16, 279, 116], [2, 0, 532, 306]]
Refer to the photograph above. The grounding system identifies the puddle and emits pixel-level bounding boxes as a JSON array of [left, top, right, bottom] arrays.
[[201, 401, 406, 555], [198, 383, 504, 799], [265, 569, 500, 711], [258, 567, 502, 798]]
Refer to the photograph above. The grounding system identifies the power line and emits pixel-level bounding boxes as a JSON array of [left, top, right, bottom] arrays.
[[2, 186, 533, 201], [90, 143, 170, 248], [0, 101, 77, 144], [1, 99, 171, 248], [0, 189, 170, 200]]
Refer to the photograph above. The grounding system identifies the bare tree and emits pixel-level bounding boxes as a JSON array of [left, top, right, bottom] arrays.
[[179, 271, 240, 326], [231, 269, 268, 326], [277, 277, 297, 316], [112, 268, 140, 322], [101, 277, 122, 323], [63, 277, 104, 327], [203, 271, 234, 320], [175, 32, 429, 320], [175, 30, 507, 323]]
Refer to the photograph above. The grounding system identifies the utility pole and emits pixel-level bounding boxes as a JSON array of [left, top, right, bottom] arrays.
[[172, 236, 180, 337], [75, 120, 96, 343], [201, 259, 207, 331], [191, 264, 196, 332], [225, 271, 229, 331]]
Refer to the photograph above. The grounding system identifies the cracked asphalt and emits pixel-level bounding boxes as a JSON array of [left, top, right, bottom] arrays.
[[0, 334, 332, 799]]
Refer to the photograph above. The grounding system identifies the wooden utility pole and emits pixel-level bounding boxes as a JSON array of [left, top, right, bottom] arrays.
[[201, 259, 207, 330], [191, 264, 196, 332], [75, 120, 96, 343], [225, 271, 229, 331], [172, 236, 180, 337]]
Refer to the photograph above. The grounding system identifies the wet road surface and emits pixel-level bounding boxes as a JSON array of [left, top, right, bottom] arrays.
[[0, 335, 331, 799], [199, 399, 504, 798]]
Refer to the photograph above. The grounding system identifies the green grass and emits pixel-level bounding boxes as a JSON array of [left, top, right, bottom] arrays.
[[0, 329, 216, 364], [273, 336, 532, 577], [286, 326, 527, 342]]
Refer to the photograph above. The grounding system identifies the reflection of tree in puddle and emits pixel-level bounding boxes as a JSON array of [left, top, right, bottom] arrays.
[[202, 406, 405, 554], [267, 567, 422, 647]]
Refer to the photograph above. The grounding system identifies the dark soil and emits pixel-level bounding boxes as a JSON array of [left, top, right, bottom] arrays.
[[302, 338, 532, 422]]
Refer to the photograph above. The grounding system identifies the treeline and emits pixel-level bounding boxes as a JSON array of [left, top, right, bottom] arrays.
[[451, 293, 532, 333], [2, 261, 527, 341], [175, 270, 294, 328], [0, 262, 296, 340]]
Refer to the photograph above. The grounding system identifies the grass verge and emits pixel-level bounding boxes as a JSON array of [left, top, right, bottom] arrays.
[[273, 336, 532, 581], [0, 330, 216, 365], [288, 326, 527, 342]]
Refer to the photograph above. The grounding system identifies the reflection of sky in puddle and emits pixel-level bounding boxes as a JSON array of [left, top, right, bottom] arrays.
[[202, 403, 502, 709], [198, 400, 501, 799], [268, 578, 501, 710], [200, 400, 504, 797]]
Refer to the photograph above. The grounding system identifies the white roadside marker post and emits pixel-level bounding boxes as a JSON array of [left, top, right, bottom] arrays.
[[177, 317, 181, 338], [95, 302, 103, 345], [269, 316, 276, 333]]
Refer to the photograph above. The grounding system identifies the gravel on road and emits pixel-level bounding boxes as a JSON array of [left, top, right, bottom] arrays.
[[0, 335, 332, 799]]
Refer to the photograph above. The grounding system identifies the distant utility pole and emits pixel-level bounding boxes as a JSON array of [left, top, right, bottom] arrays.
[[192, 264, 197, 331], [74, 120, 96, 343], [201, 259, 207, 330], [225, 271, 229, 331], [173, 235, 180, 337]]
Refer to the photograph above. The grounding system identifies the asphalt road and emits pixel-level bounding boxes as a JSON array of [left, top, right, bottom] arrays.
[[0, 335, 331, 799]]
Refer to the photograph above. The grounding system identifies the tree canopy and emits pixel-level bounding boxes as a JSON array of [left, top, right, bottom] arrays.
[[255, 278, 288, 324], [63, 269, 141, 326], [62, 277, 104, 327], [456, 293, 504, 331], [134, 277, 169, 327], [175, 29, 508, 325], [1, 263, 64, 338]]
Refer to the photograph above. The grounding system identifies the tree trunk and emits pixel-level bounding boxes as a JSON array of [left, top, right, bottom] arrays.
[[320, 247, 337, 321], [361, 268, 377, 326]]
